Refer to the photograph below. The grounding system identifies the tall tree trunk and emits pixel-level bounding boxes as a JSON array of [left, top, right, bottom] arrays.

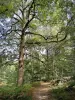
[[17, 32, 25, 86]]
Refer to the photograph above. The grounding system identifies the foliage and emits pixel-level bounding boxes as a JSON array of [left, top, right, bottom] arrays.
[[0, 84, 32, 100], [0, 0, 75, 86], [32, 81, 41, 87], [52, 87, 75, 100]]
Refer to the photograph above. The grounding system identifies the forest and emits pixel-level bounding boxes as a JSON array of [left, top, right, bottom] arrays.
[[0, 0, 75, 100]]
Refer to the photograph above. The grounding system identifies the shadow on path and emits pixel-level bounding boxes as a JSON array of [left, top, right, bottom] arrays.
[[32, 82, 54, 100]]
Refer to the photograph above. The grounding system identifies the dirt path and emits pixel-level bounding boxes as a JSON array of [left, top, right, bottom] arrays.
[[32, 82, 53, 100]]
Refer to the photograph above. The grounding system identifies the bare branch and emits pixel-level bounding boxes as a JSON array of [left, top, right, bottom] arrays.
[[14, 13, 23, 21], [13, 17, 20, 22]]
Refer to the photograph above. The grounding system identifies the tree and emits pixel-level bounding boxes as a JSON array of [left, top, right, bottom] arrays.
[[0, 0, 75, 86]]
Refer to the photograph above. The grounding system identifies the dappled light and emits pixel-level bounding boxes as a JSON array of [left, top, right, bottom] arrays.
[[0, 0, 75, 100]]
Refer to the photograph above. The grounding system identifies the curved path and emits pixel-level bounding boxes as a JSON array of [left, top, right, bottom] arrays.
[[32, 82, 53, 100]]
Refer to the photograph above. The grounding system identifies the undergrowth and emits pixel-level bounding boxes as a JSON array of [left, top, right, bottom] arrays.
[[0, 84, 32, 100], [52, 87, 75, 100]]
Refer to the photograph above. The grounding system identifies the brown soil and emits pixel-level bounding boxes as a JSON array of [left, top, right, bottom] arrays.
[[32, 82, 54, 100]]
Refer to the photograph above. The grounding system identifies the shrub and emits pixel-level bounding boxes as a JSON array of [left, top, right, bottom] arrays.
[[0, 84, 32, 100]]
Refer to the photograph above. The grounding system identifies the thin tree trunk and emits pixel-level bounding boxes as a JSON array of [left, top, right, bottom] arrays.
[[46, 45, 49, 80], [17, 32, 25, 86]]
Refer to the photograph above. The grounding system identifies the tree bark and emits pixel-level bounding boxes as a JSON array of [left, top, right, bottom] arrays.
[[17, 0, 34, 86], [17, 32, 25, 86]]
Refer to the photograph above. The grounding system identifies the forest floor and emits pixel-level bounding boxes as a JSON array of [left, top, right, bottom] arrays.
[[32, 82, 54, 100], [32, 81, 75, 100], [0, 81, 75, 100]]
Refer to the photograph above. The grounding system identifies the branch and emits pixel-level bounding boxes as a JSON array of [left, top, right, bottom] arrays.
[[14, 13, 23, 21], [25, 31, 67, 43], [27, 1, 34, 20], [46, 16, 74, 41], [50, 33, 67, 43], [20, 0, 31, 11], [34, 16, 43, 22], [25, 33, 67, 45], [23, 5, 30, 11], [23, 15, 35, 33], [7, 29, 22, 33], [25, 41, 41, 45], [12, 20, 19, 26], [5, 28, 22, 37], [22, 0, 35, 32], [13, 17, 20, 22], [25, 32, 46, 40]]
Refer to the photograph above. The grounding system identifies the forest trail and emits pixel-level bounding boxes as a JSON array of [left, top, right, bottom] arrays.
[[32, 82, 54, 100]]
